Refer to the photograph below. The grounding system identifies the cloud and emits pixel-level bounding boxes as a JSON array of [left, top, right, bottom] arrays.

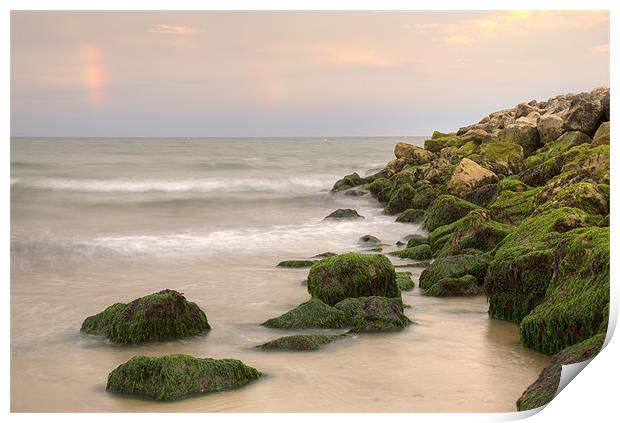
[[591, 44, 609, 54], [149, 24, 201, 34]]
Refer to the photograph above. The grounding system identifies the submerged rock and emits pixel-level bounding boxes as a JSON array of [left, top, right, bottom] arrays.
[[307, 253, 399, 306], [277, 260, 316, 268], [262, 298, 347, 329], [324, 209, 364, 219], [334, 296, 410, 332], [517, 333, 605, 411], [313, 252, 338, 258], [331, 172, 364, 192], [258, 334, 343, 351], [106, 354, 261, 401], [81, 290, 210, 344], [359, 234, 381, 244]]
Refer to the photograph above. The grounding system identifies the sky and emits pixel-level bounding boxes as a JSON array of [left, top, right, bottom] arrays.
[[10, 10, 609, 137]]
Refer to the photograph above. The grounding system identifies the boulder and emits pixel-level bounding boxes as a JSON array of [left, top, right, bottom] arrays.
[[324, 209, 364, 219], [331, 172, 364, 192], [307, 253, 399, 306], [277, 260, 316, 268], [424, 195, 481, 231], [258, 334, 342, 351], [424, 274, 481, 297], [533, 182, 609, 217], [419, 254, 489, 293], [391, 244, 432, 260], [537, 114, 566, 144], [394, 142, 434, 164], [489, 188, 540, 225], [81, 290, 210, 344], [359, 234, 381, 244], [499, 123, 541, 156], [395, 208, 425, 223], [262, 298, 347, 329], [396, 272, 415, 291], [464, 184, 498, 207], [334, 296, 410, 332], [385, 183, 415, 214], [447, 157, 498, 197], [592, 122, 610, 146], [106, 355, 261, 401], [564, 93, 606, 136], [405, 234, 429, 248], [477, 141, 524, 175]]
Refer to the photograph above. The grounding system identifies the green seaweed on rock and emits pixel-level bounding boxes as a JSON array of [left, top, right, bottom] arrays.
[[424, 195, 481, 232], [262, 298, 347, 329], [334, 296, 410, 332], [258, 334, 342, 351]]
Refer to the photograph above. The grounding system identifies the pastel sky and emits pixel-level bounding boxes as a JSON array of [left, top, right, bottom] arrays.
[[11, 11, 609, 137]]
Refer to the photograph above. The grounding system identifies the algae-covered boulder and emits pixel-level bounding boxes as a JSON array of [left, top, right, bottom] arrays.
[[391, 244, 432, 260], [385, 183, 415, 214], [331, 172, 364, 192], [489, 188, 540, 225], [447, 157, 499, 197], [334, 296, 410, 332], [395, 208, 425, 223], [396, 272, 415, 291], [485, 207, 594, 323], [432, 210, 512, 257], [424, 274, 481, 297], [324, 209, 363, 219], [424, 195, 481, 232], [477, 141, 524, 175], [464, 183, 498, 207], [533, 181, 608, 217], [592, 122, 610, 146], [405, 234, 428, 249], [307, 253, 399, 306], [106, 354, 261, 401], [359, 234, 381, 244], [277, 260, 316, 268], [366, 177, 393, 199], [258, 334, 342, 351], [517, 333, 605, 411], [419, 254, 489, 294], [519, 227, 609, 354], [262, 298, 347, 329], [499, 123, 541, 157], [81, 290, 210, 344], [313, 252, 337, 258], [394, 142, 434, 164]]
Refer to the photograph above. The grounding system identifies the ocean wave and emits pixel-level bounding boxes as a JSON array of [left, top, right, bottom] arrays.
[[12, 176, 339, 194]]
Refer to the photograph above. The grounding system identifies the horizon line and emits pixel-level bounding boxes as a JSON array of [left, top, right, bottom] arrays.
[[10, 134, 431, 139]]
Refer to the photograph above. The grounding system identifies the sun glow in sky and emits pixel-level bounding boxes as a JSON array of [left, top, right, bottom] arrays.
[[10, 11, 609, 137]]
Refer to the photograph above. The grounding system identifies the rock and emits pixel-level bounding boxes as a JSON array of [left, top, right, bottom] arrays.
[[307, 253, 399, 306], [489, 188, 540, 225], [262, 298, 347, 329], [410, 183, 441, 209], [537, 114, 566, 144], [477, 141, 524, 175], [396, 272, 414, 291], [430, 210, 512, 257], [499, 123, 541, 156], [517, 333, 605, 411], [447, 157, 499, 197], [277, 260, 316, 268], [564, 93, 606, 136], [106, 355, 261, 401], [394, 142, 434, 164], [419, 254, 489, 294], [405, 234, 428, 249], [424, 158, 455, 184], [331, 172, 364, 192], [424, 195, 481, 232], [395, 208, 425, 223], [367, 178, 393, 199], [81, 290, 210, 344], [464, 184, 498, 207], [343, 188, 369, 197], [359, 234, 381, 244], [334, 296, 410, 332], [533, 182, 609, 216], [424, 274, 481, 297], [390, 244, 432, 260], [385, 183, 415, 214], [324, 209, 364, 219], [313, 252, 337, 258], [519, 227, 609, 354], [431, 130, 455, 139], [258, 334, 342, 351], [592, 122, 610, 146], [485, 207, 595, 323]]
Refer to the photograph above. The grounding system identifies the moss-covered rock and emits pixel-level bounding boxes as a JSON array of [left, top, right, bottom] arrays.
[[516, 333, 605, 411], [106, 354, 261, 401], [277, 260, 316, 268], [533, 182, 608, 217], [262, 298, 347, 329], [313, 252, 337, 258], [81, 290, 210, 344], [489, 188, 540, 225], [396, 272, 415, 291], [331, 172, 364, 192], [464, 184, 498, 207], [366, 177, 393, 199], [519, 227, 609, 354], [485, 208, 594, 323], [324, 209, 364, 219], [334, 296, 410, 332], [410, 183, 441, 209], [433, 210, 512, 257], [394, 143, 434, 164], [424, 274, 481, 297], [419, 254, 489, 292], [395, 208, 425, 223], [591, 122, 610, 146], [307, 253, 399, 306], [258, 334, 342, 351], [391, 244, 432, 260], [405, 234, 429, 249], [499, 123, 541, 157], [477, 141, 524, 175], [385, 183, 415, 214], [359, 234, 381, 244], [424, 195, 481, 231]]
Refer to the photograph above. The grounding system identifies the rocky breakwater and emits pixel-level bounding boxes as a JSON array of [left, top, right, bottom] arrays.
[[331, 87, 610, 410]]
